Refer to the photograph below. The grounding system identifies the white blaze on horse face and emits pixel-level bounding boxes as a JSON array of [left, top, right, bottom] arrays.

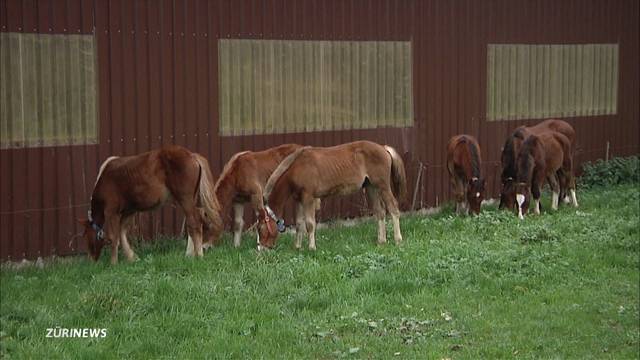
[[476, 192, 480, 198], [571, 189, 579, 207], [516, 194, 525, 220]]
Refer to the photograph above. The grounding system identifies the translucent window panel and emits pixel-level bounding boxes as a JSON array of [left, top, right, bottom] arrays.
[[1, 33, 97, 148], [218, 39, 413, 136], [486, 44, 618, 121]]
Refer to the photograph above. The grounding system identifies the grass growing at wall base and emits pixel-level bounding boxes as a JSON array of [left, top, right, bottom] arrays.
[[1, 185, 638, 359]]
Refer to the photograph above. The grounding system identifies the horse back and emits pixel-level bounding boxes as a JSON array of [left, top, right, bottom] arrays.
[[537, 132, 569, 174], [235, 144, 303, 187], [92, 145, 199, 212], [529, 119, 575, 144], [448, 135, 481, 179]]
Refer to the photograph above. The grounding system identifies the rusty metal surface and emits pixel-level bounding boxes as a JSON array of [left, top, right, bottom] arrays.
[[1, 0, 638, 260]]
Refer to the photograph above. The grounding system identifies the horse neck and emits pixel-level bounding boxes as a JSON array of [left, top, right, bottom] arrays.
[[516, 152, 535, 184], [465, 141, 481, 179], [266, 175, 290, 216], [501, 137, 518, 180], [214, 175, 237, 211], [89, 193, 106, 226]]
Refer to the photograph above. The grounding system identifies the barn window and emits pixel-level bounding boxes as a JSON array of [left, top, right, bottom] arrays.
[[0, 33, 98, 149], [486, 44, 618, 121], [218, 39, 413, 136]]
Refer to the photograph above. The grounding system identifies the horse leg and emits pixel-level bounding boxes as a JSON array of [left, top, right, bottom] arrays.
[[531, 183, 542, 215], [380, 188, 402, 245], [570, 187, 579, 208], [302, 195, 317, 251], [120, 215, 137, 262], [232, 202, 244, 248], [547, 174, 560, 210], [566, 158, 578, 208], [184, 207, 204, 257], [366, 187, 386, 245], [451, 176, 461, 215], [104, 214, 122, 265], [294, 201, 306, 250]]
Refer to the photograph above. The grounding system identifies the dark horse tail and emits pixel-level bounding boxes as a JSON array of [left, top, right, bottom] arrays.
[[193, 154, 223, 235], [384, 145, 407, 200]]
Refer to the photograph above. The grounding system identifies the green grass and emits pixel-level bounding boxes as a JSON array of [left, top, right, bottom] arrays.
[[1, 185, 639, 359]]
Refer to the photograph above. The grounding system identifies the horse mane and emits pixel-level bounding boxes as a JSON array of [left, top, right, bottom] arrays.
[[89, 156, 119, 222], [264, 146, 310, 202], [464, 139, 481, 178], [94, 156, 119, 187], [516, 135, 539, 182], [213, 151, 250, 193]]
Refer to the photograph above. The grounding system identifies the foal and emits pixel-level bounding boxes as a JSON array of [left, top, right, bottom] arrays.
[[511, 132, 577, 219], [79, 145, 222, 264], [500, 119, 575, 209], [446, 135, 485, 215], [257, 141, 407, 251], [210, 144, 302, 247]]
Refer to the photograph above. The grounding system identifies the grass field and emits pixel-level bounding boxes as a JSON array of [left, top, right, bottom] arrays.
[[1, 185, 638, 359]]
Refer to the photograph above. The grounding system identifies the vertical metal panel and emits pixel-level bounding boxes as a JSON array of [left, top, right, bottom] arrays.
[[1, 0, 638, 260]]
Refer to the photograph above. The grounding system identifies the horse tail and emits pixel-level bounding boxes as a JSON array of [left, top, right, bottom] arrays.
[[264, 146, 310, 202], [384, 145, 407, 200], [193, 154, 223, 233]]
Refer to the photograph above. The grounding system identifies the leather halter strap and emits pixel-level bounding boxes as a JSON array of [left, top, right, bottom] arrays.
[[264, 205, 286, 233]]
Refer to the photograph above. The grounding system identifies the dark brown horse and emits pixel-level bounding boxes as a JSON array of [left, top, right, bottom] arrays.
[[79, 145, 222, 264], [508, 132, 577, 219], [207, 144, 302, 248], [500, 119, 576, 209], [257, 141, 407, 251], [446, 135, 485, 215]]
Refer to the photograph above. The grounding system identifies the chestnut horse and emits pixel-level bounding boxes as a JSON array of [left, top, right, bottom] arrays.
[[500, 119, 576, 209], [446, 135, 485, 215], [509, 132, 577, 219], [208, 143, 303, 248], [257, 141, 407, 251], [79, 145, 222, 264]]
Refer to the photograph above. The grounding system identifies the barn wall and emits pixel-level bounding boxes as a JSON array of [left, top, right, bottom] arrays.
[[1, 0, 638, 260]]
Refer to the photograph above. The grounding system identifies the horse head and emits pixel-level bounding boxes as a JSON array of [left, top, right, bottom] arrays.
[[499, 177, 515, 210], [256, 207, 284, 251], [466, 177, 486, 215], [78, 218, 108, 261]]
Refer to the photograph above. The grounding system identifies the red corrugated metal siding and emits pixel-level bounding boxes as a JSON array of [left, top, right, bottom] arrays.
[[1, 0, 638, 260]]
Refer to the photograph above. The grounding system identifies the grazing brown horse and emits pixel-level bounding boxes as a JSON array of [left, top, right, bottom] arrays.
[[208, 144, 303, 248], [257, 141, 407, 251], [500, 119, 576, 209], [79, 145, 222, 264], [446, 135, 485, 215], [508, 132, 577, 219]]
